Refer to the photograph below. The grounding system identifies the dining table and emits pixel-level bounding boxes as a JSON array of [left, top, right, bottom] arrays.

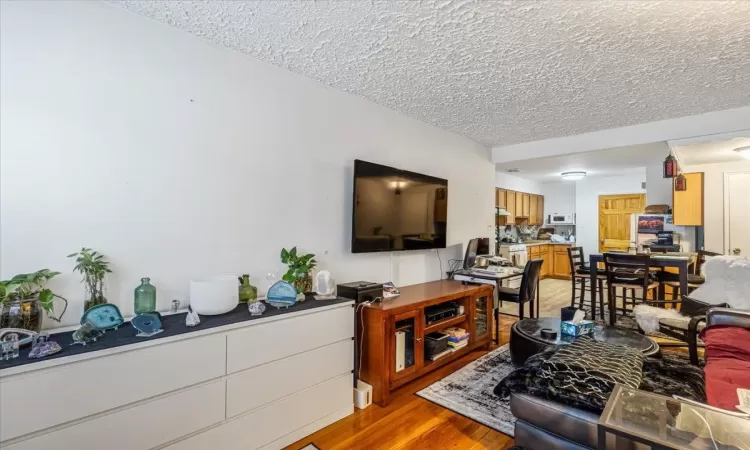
[[588, 252, 693, 322]]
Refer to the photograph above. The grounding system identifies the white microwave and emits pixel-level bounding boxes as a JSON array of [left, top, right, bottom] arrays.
[[548, 213, 575, 225]]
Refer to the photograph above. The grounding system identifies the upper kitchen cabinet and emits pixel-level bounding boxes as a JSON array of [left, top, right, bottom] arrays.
[[505, 190, 516, 222], [515, 192, 525, 218], [496, 188, 507, 208], [536, 195, 545, 226], [529, 195, 538, 225], [673, 172, 704, 226], [522, 193, 531, 218]]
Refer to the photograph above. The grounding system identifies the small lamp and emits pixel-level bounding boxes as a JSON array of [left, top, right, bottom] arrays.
[[663, 154, 678, 178], [674, 173, 687, 191]]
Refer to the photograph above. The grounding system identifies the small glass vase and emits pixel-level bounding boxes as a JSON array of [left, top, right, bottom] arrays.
[[238, 274, 258, 304], [293, 272, 313, 294], [84, 281, 107, 312], [134, 278, 157, 313]]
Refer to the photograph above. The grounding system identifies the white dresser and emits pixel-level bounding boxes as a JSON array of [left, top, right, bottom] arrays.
[[0, 301, 354, 450]]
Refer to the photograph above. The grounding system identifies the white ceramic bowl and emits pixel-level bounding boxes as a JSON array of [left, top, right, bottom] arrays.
[[189, 276, 238, 315]]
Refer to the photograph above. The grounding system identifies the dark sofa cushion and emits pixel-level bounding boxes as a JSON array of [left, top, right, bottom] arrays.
[[700, 325, 750, 410]]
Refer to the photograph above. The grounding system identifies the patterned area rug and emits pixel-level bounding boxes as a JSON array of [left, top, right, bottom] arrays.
[[416, 345, 517, 436]]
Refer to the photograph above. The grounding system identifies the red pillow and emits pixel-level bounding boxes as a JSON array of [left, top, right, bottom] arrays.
[[699, 326, 750, 410]]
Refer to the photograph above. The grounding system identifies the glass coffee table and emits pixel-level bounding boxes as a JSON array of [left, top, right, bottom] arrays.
[[599, 384, 750, 450], [509, 317, 659, 366]]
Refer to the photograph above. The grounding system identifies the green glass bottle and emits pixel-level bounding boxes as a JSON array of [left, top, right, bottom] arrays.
[[238, 274, 258, 303], [134, 277, 156, 313]]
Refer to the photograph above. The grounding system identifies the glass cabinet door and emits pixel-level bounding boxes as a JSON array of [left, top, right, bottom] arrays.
[[472, 293, 491, 341], [391, 310, 422, 380]]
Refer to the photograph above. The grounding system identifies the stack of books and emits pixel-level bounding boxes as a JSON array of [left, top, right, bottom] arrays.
[[444, 327, 470, 351]]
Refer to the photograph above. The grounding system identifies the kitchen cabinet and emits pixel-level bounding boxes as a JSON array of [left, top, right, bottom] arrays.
[[522, 193, 531, 218], [553, 246, 572, 279], [515, 192, 524, 218], [506, 190, 516, 222], [672, 172, 704, 226], [537, 196, 545, 225], [529, 195, 538, 225], [496, 189, 507, 208], [539, 245, 550, 278]]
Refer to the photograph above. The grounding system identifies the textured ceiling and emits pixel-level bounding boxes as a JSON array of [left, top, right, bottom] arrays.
[[114, 0, 750, 146]]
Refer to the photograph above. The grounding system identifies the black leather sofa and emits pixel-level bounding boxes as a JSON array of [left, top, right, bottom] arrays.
[[509, 308, 750, 450]]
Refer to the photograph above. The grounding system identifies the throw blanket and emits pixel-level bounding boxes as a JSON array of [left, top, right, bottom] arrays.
[[690, 256, 750, 310], [495, 340, 706, 413], [495, 337, 644, 412]]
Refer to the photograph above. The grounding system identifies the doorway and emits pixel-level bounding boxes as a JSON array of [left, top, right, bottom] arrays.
[[724, 172, 750, 256], [598, 194, 646, 252]]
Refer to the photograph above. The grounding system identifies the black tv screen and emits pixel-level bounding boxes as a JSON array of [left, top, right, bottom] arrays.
[[351, 160, 448, 253]]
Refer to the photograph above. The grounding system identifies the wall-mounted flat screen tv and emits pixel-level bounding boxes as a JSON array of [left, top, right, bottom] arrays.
[[351, 160, 448, 253]]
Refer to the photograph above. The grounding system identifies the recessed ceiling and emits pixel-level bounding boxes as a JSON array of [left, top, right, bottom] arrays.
[[674, 136, 750, 166], [114, 0, 750, 146], [495, 142, 668, 182]]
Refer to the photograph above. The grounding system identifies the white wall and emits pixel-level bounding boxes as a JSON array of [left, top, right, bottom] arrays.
[[574, 170, 647, 256], [645, 165, 673, 207], [681, 160, 750, 253], [495, 172, 542, 194], [0, 1, 494, 327], [540, 182, 576, 220]]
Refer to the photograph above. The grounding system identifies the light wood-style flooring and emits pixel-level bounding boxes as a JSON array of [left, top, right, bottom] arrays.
[[285, 278, 584, 450]]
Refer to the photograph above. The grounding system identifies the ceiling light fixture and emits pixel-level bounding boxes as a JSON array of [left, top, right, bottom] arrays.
[[734, 146, 750, 160], [561, 171, 586, 181]]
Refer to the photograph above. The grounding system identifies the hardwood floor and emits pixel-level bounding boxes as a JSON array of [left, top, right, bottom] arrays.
[[284, 279, 577, 450]]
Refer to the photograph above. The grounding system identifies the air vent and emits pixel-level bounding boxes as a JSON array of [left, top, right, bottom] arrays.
[[506, 168, 521, 173], [641, 182, 646, 189]]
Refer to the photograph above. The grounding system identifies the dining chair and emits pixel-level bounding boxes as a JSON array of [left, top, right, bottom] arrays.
[[494, 259, 543, 339], [659, 250, 721, 298], [567, 247, 606, 319], [603, 253, 660, 326]]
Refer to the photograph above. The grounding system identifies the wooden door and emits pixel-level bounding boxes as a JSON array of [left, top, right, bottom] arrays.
[[673, 173, 704, 226], [726, 172, 750, 256], [506, 190, 516, 222], [390, 310, 422, 382], [598, 194, 646, 252], [515, 192, 524, 217], [537, 196, 545, 225], [529, 195, 538, 225]]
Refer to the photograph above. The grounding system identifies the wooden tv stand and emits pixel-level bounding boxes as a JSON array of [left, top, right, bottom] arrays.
[[358, 280, 494, 406]]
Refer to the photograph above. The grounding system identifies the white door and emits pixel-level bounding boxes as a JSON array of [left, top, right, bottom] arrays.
[[725, 172, 750, 256]]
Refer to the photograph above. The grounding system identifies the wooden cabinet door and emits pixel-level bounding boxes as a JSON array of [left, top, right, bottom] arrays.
[[539, 246, 549, 278], [673, 172, 704, 226], [515, 192, 524, 217], [390, 310, 423, 382], [496, 189, 507, 208], [553, 251, 572, 278], [470, 290, 492, 344], [522, 194, 530, 217], [506, 190, 516, 222], [537, 196, 545, 225], [529, 195, 538, 225]]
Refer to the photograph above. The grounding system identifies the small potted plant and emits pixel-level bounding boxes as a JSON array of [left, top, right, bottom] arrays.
[[0, 269, 68, 332], [68, 247, 112, 311], [280, 247, 317, 294]]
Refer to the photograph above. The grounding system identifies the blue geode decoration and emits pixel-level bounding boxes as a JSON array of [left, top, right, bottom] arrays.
[[131, 312, 164, 337], [266, 281, 297, 308], [81, 304, 124, 331]]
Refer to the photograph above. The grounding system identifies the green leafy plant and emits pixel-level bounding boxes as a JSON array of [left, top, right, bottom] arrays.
[[280, 247, 317, 293], [68, 247, 112, 310], [0, 269, 67, 320]]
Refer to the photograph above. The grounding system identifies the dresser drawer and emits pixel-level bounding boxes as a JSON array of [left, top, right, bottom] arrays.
[[166, 373, 352, 450], [1, 333, 225, 440], [226, 305, 353, 374], [3, 380, 225, 450], [226, 339, 353, 418]]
